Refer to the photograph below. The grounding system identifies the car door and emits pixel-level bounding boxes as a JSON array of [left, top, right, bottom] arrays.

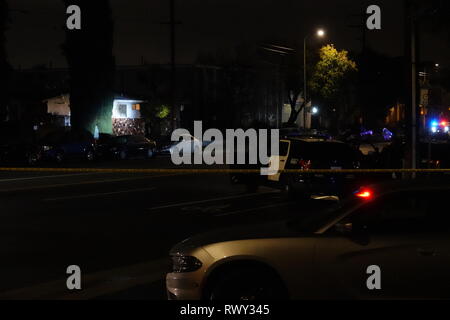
[[126, 136, 139, 156], [315, 191, 439, 299], [60, 132, 77, 156], [134, 136, 149, 156], [419, 190, 450, 299], [267, 140, 290, 182]]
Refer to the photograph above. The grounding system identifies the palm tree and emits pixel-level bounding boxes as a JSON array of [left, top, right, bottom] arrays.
[[62, 0, 116, 134]]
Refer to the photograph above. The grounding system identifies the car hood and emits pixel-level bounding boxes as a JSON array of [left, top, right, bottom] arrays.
[[170, 220, 299, 255]]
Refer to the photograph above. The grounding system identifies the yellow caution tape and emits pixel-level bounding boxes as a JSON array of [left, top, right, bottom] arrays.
[[0, 167, 450, 174]]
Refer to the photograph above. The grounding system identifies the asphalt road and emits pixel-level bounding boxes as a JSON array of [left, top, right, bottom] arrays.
[[0, 156, 330, 300]]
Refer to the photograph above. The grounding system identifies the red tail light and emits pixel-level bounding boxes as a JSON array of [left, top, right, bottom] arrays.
[[298, 159, 312, 170], [354, 188, 373, 199]]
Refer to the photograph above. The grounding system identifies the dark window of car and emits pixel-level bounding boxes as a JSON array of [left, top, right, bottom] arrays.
[[290, 142, 356, 160], [115, 136, 128, 145], [132, 135, 149, 143], [279, 141, 290, 157]]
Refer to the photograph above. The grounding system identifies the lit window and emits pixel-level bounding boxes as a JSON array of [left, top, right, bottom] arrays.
[[132, 104, 141, 111]]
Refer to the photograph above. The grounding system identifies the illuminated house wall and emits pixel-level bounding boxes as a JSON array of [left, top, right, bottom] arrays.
[[112, 99, 142, 119], [43, 94, 71, 127], [44, 94, 146, 136], [111, 98, 145, 136]]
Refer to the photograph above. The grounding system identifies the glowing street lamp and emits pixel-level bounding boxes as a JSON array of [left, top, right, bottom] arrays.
[[317, 29, 326, 37], [303, 28, 326, 128]]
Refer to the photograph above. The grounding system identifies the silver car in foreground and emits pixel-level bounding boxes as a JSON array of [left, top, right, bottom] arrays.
[[167, 181, 450, 300]]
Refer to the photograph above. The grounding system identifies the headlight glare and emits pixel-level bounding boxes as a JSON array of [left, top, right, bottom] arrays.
[[171, 255, 202, 273]]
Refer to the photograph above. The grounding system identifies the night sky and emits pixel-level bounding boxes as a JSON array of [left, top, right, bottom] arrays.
[[5, 0, 450, 69]]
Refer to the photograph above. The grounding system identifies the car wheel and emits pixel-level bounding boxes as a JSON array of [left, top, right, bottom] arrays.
[[146, 149, 154, 159], [119, 150, 128, 160], [208, 267, 287, 301], [27, 153, 39, 166], [86, 150, 95, 162], [55, 152, 64, 164], [281, 174, 294, 196]]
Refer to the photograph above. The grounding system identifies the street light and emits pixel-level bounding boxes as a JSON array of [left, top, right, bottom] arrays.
[[303, 28, 326, 129], [312, 106, 319, 115]]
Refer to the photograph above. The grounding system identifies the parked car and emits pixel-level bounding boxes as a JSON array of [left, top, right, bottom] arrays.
[[39, 130, 97, 163], [160, 133, 203, 155], [167, 180, 450, 300], [0, 137, 42, 166], [105, 135, 157, 160], [95, 133, 116, 159], [231, 138, 364, 198]]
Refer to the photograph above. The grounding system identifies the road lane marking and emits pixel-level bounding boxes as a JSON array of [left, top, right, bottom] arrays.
[[0, 258, 170, 300], [0, 172, 105, 182], [0, 173, 187, 193], [43, 187, 157, 201], [214, 201, 293, 217], [147, 190, 279, 212]]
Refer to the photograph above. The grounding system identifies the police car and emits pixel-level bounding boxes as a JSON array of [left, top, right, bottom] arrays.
[[231, 137, 364, 199]]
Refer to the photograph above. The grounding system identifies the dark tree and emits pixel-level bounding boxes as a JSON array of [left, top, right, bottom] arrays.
[[356, 49, 404, 128], [0, 0, 11, 122], [62, 0, 115, 134], [283, 50, 305, 127]]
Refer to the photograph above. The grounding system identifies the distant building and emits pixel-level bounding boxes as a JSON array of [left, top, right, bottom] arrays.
[[8, 63, 284, 134], [111, 95, 145, 136], [385, 102, 405, 126], [43, 94, 71, 127], [42, 93, 146, 136]]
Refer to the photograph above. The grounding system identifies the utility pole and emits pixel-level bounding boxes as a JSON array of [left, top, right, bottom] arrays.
[[303, 35, 308, 130], [347, 13, 367, 54], [404, 0, 419, 176], [161, 0, 181, 131], [170, 0, 177, 130]]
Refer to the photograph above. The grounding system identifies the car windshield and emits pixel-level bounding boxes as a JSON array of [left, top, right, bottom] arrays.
[[291, 142, 357, 160]]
